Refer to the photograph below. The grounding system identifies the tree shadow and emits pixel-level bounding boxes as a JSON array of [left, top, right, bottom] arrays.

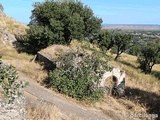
[[119, 60, 137, 69], [151, 70, 160, 80], [125, 87, 160, 119]]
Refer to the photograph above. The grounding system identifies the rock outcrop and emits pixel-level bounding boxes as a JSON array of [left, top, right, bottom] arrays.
[[0, 96, 26, 120], [0, 29, 17, 46], [0, 12, 27, 46]]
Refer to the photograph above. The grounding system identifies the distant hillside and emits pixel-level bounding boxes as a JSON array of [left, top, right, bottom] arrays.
[[102, 24, 160, 31]]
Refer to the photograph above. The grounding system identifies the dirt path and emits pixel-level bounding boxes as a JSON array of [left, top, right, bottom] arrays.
[[18, 72, 112, 120]]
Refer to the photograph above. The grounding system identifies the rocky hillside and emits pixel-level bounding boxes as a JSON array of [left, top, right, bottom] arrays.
[[0, 9, 160, 120], [0, 11, 28, 120], [0, 12, 27, 46]]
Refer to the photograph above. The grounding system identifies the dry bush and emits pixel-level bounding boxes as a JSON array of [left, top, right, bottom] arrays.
[[26, 103, 61, 120]]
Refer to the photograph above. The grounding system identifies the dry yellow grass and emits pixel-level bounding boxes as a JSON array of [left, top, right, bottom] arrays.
[[103, 52, 160, 119], [0, 41, 47, 83], [110, 53, 160, 93], [1, 10, 159, 116], [26, 103, 61, 120], [68, 40, 158, 119], [0, 87, 3, 98], [0, 29, 159, 120], [0, 13, 28, 35]]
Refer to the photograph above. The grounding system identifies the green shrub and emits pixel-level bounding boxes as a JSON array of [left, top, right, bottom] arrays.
[[0, 59, 28, 103], [45, 49, 110, 102]]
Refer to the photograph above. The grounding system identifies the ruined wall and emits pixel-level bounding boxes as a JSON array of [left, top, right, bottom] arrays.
[[99, 67, 125, 96], [35, 52, 56, 70]]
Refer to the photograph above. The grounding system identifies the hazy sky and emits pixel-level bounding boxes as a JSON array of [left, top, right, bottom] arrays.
[[1, 0, 160, 24]]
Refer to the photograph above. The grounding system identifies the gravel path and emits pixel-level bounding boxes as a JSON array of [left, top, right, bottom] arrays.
[[18, 72, 112, 120]]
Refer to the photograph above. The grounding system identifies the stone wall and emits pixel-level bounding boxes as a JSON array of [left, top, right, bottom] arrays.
[[99, 67, 125, 97], [35, 52, 56, 70]]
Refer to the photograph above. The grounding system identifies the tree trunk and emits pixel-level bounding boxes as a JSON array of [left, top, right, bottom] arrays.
[[115, 54, 119, 61]]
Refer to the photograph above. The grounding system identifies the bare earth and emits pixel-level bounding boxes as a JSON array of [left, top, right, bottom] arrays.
[[18, 71, 115, 120]]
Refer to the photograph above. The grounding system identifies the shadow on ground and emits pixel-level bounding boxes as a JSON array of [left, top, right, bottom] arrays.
[[119, 60, 137, 69], [125, 87, 160, 119], [151, 70, 160, 80]]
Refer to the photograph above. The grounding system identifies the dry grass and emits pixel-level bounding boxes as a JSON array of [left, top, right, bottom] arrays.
[[101, 53, 160, 119], [26, 103, 61, 120], [0, 26, 159, 119], [0, 87, 4, 98], [65, 41, 160, 117], [0, 42, 47, 83], [0, 13, 28, 35], [68, 40, 158, 119], [111, 53, 160, 93], [0, 12, 47, 83]]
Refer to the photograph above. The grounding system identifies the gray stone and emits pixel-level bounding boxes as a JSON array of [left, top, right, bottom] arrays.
[[0, 95, 26, 120]]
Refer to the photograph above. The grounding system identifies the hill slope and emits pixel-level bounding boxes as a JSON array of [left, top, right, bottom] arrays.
[[0, 12, 160, 120]]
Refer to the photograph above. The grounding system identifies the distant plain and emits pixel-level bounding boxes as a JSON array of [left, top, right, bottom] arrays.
[[102, 24, 160, 31]]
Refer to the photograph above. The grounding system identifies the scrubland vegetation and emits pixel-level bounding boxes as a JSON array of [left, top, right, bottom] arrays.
[[0, 1, 160, 119]]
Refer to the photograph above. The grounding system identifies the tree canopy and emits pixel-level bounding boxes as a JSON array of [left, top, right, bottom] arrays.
[[94, 30, 133, 60], [97, 30, 114, 51], [138, 42, 160, 74], [112, 31, 133, 60], [21, 0, 102, 54]]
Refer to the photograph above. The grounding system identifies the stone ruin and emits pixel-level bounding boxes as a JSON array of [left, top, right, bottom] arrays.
[[36, 45, 126, 97], [99, 67, 125, 97]]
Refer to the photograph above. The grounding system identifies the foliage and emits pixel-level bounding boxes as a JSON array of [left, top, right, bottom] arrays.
[[45, 49, 110, 102], [0, 59, 28, 103], [112, 31, 133, 60], [124, 30, 160, 56], [128, 42, 140, 56], [97, 30, 114, 51], [20, 0, 102, 54], [0, 4, 4, 12], [137, 42, 160, 74]]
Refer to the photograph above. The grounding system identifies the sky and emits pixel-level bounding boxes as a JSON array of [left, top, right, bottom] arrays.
[[0, 0, 160, 25]]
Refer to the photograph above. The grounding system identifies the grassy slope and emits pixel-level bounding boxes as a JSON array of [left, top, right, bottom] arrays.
[[0, 13, 59, 119], [70, 40, 160, 119], [1, 38, 160, 120], [0, 13, 27, 35], [0, 11, 159, 119]]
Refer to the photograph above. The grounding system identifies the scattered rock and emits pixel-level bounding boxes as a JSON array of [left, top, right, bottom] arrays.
[[0, 28, 18, 47], [0, 96, 26, 120]]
